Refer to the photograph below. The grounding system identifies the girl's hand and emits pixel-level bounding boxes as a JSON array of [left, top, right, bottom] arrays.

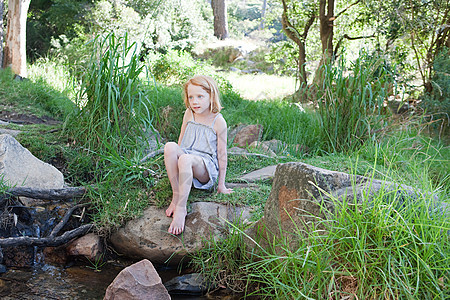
[[218, 184, 234, 194]]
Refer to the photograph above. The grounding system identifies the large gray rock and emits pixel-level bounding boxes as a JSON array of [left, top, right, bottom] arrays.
[[110, 202, 252, 265], [0, 134, 64, 189], [104, 259, 170, 300], [263, 162, 444, 242], [0, 128, 21, 137]]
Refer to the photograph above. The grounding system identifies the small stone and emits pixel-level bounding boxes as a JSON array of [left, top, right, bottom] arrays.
[[249, 141, 276, 157], [67, 233, 102, 261], [164, 273, 211, 295], [0, 264, 7, 274], [104, 259, 170, 300], [232, 125, 263, 148]]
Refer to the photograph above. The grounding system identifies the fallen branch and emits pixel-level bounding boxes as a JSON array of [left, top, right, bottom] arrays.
[[0, 224, 93, 247], [50, 203, 90, 237], [228, 152, 287, 159], [140, 148, 164, 164], [0, 186, 89, 203]]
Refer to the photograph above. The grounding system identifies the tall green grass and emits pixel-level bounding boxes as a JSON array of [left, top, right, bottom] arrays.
[[65, 32, 157, 154], [191, 165, 450, 299], [88, 148, 156, 233], [356, 129, 450, 192], [316, 51, 394, 153], [28, 55, 77, 100], [248, 188, 449, 299]]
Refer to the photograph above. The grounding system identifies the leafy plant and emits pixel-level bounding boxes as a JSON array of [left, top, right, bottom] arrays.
[[148, 50, 212, 85]]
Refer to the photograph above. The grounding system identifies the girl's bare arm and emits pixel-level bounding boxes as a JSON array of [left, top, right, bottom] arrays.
[[177, 109, 191, 145], [215, 115, 233, 194]]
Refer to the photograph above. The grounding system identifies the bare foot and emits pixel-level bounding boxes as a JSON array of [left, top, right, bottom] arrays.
[[165, 201, 177, 217], [168, 208, 187, 235]]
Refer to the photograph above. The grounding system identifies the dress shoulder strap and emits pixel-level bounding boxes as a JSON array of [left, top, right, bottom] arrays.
[[211, 113, 221, 128]]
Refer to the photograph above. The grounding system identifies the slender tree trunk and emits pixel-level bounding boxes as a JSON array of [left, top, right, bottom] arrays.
[[0, 0, 4, 68], [211, 0, 228, 40], [314, 0, 335, 85], [3, 0, 30, 77], [281, 0, 315, 88], [259, 0, 267, 30]]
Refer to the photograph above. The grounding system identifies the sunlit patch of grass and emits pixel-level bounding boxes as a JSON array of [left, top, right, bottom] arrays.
[[28, 56, 77, 99], [0, 67, 75, 119], [222, 72, 297, 101]]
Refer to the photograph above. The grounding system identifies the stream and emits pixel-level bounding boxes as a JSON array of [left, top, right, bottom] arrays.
[[0, 259, 212, 299], [0, 199, 218, 299]]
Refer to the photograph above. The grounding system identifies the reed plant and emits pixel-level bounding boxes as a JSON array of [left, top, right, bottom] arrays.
[[250, 182, 449, 298], [317, 51, 394, 153], [65, 32, 157, 154]]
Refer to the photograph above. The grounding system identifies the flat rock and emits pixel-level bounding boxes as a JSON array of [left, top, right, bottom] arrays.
[[0, 134, 64, 189], [228, 146, 248, 155], [240, 165, 277, 182]]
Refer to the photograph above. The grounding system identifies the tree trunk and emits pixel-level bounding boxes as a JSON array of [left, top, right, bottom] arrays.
[[0, 0, 3, 68], [211, 0, 228, 40], [3, 0, 30, 77], [259, 0, 267, 30], [314, 0, 335, 85], [281, 0, 315, 88]]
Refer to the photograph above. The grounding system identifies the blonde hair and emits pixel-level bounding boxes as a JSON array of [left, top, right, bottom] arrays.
[[183, 75, 222, 113]]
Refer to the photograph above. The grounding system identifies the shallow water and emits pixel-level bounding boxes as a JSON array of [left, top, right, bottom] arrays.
[[0, 261, 217, 299], [0, 263, 121, 299], [0, 201, 213, 299]]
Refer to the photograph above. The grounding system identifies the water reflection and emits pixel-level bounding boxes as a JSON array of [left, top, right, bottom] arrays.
[[0, 261, 217, 299], [0, 262, 122, 299]]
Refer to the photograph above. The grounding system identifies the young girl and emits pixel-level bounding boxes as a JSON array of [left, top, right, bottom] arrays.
[[164, 75, 233, 235]]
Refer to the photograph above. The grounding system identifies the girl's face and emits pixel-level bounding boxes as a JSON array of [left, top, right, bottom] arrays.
[[187, 84, 211, 115]]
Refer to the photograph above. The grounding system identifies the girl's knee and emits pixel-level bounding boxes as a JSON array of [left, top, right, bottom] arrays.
[[178, 154, 193, 169], [164, 141, 177, 150], [164, 142, 179, 154]]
